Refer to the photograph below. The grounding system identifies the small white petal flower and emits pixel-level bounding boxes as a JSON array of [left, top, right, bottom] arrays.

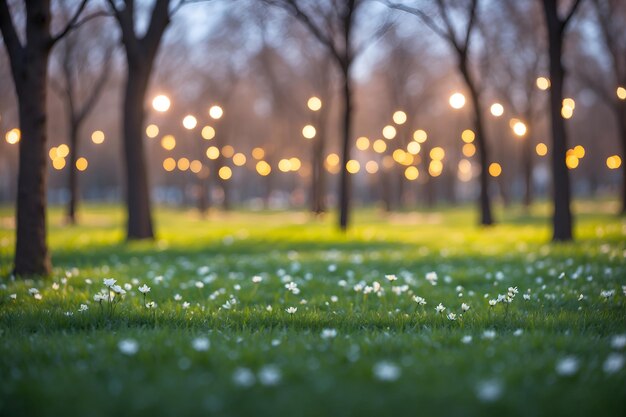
[[482, 330, 496, 340], [321, 328, 337, 339], [103, 278, 116, 288], [232, 367, 255, 387], [385, 274, 398, 282], [489, 299, 497, 306], [138, 284, 151, 294], [52, 282, 59, 290], [610, 334, 626, 350], [555, 356, 579, 376], [447, 312, 457, 321], [252, 275, 263, 283], [9, 294, 16, 300], [266, 305, 273, 312], [258, 365, 282, 386], [513, 329, 523, 336], [373, 361, 401, 382], [413, 296, 427, 305], [28, 288, 39, 295], [182, 302, 190, 309], [192, 337, 210, 352], [118, 339, 139, 355], [603, 353, 624, 374], [461, 335, 472, 344], [34, 293, 42, 300], [174, 294, 182, 301], [523, 294, 531, 300], [578, 294, 584, 301], [285, 307, 297, 314], [111, 285, 126, 295], [461, 303, 470, 312], [145, 301, 157, 309], [78, 304, 88, 312], [435, 303, 446, 313]]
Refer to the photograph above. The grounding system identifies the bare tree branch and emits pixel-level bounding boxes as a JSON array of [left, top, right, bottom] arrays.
[[0, 0, 23, 62], [385, 1, 448, 39], [562, 0, 583, 29], [50, 0, 90, 46]]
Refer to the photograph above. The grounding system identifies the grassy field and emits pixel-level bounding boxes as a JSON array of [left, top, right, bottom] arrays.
[[0, 202, 625, 417]]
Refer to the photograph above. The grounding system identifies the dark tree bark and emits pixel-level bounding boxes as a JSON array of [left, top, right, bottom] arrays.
[[541, 0, 581, 241], [311, 104, 329, 214], [0, 0, 90, 276], [106, 0, 175, 240]]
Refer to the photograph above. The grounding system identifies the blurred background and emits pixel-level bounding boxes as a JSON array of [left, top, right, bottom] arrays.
[[0, 0, 623, 213]]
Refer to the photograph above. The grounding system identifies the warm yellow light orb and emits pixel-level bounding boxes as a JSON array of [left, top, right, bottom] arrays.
[[218, 166, 232, 180], [449, 92, 466, 109], [233, 153, 246, 166], [536, 77, 550, 90], [206, 146, 219, 160], [76, 157, 88, 171], [404, 166, 419, 180], [91, 130, 105, 144], [182, 115, 197, 130], [573, 145, 585, 159], [407, 141, 421, 155], [373, 139, 387, 153], [222, 145, 235, 158], [536, 143, 548, 156], [57, 144, 70, 158], [512, 121, 527, 137], [152, 95, 170, 112], [562, 98, 575, 110], [488, 162, 502, 177], [326, 153, 340, 167], [177, 157, 190, 171], [53, 157, 66, 170], [161, 135, 176, 151], [256, 160, 271, 176], [461, 129, 475, 143], [413, 129, 427, 143], [302, 124, 316, 139], [289, 157, 301, 171], [365, 160, 379, 174], [617, 86, 626, 100], [356, 136, 370, 150], [190, 160, 203, 173], [307, 96, 322, 111], [566, 155, 579, 169], [209, 105, 223, 120], [382, 125, 397, 140], [392, 110, 407, 125], [462, 143, 476, 157], [561, 106, 573, 119], [252, 147, 265, 160], [146, 124, 159, 138], [346, 159, 360, 174], [5, 128, 20, 144], [490, 103, 504, 117], [278, 158, 292, 172], [430, 147, 445, 161], [163, 157, 176, 172], [429, 160, 443, 177], [606, 155, 622, 169], [201, 126, 215, 140]]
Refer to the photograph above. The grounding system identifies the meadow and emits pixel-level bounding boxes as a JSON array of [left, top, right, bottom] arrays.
[[0, 202, 625, 417]]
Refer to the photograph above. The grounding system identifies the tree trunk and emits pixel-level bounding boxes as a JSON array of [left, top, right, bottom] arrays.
[[311, 107, 328, 215], [66, 119, 79, 224], [546, 23, 573, 241], [522, 129, 533, 209], [464, 73, 494, 225], [123, 63, 154, 240], [13, 54, 51, 276], [338, 69, 352, 231], [616, 103, 626, 215]]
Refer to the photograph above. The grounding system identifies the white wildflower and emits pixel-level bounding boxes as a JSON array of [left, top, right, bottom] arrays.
[[78, 304, 88, 312], [232, 367, 255, 387], [461, 303, 470, 312], [182, 302, 190, 309], [258, 365, 282, 386], [489, 299, 497, 306], [138, 284, 151, 294], [252, 275, 263, 283], [413, 296, 427, 305], [461, 335, 472, 344], [285, 307, 297, 314], [118, 339, 139, 355], [555, 356, 579, 376], [447, 312, 457, 321], [425, 272, 438, 285], [385, 274, 398, 282], [610, 334, 626, 350], [321, 328, 337, 339], [373, 361, 401, 382], [28, 288, 39, 295], [482, 330, 496, 340], [435, 303, 446, 314], [192, 337, 210, 352], [145, 301, 157, 309], [603, 353, 624, 374], [103, 278, 116, 288]]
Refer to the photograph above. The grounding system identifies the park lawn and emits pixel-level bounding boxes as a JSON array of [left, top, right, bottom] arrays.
[[0, 201, 625, 417]]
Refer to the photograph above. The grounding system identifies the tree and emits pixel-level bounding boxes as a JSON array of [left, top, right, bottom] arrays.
[[541, 0, 582, 241], [583, 0, 626, 214], [51, 17, 113, 224], [105, 0, 193, 239], [389, 0, 494, 226], [0, 0, 92, 275], [482, 0, 545, 209], [265, 0, 386, 231]]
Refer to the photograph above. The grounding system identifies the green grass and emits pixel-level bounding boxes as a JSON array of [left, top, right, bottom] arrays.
[[0, 201, 625, 417]]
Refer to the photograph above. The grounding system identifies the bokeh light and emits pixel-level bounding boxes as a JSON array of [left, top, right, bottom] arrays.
[[146, 124, 159, 139], [488, 162, 502, 177], [449, 92, 466, 109], [606, 155, 622, 169], [536, 143, 548, 156], [209, 105, 223, 120], [461, 129, 475, 143], [307, 96, 322, 111], [161, 135, 176, 151], [490, 103, 504, 117], [356, 136, 370, 150], [91, 130, 105, 144], [182, 115, 197, 130], [302, 124, 316, 139], [392, 110, 407, 125], [536, 77, 550, 90], [152, 95, 171, 112], [206, 146, 219, 160], [382, 125, 396, 140], [76, 157, 88, 171], [218, 166, 232, 180]]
